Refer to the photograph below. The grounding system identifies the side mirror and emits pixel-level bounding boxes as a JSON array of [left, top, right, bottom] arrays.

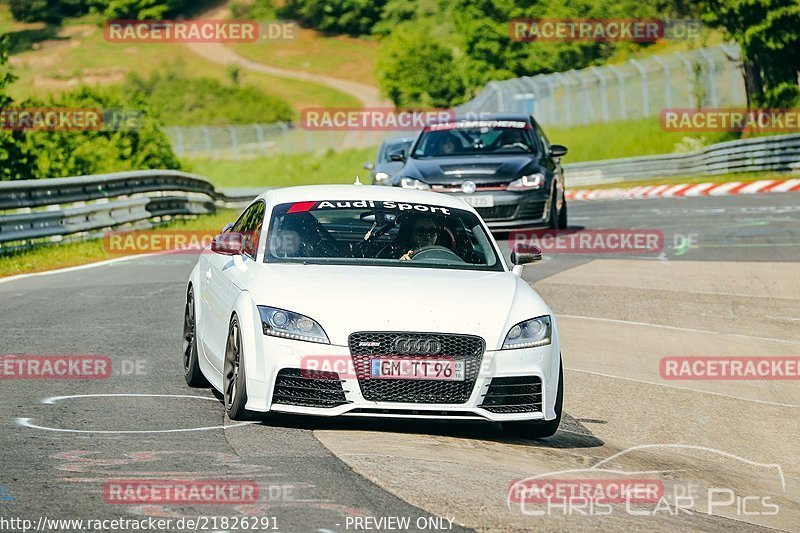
[[549, 144, 568, 158], [510, 242, 543, 266], [221, 222, 235, 233], [363, 161, 375, 170], [211, 232, 243, 255], [388, 149, 406, 162]]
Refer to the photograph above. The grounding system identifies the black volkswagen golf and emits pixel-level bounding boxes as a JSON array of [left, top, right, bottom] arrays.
[[388, 114, 568, 230]]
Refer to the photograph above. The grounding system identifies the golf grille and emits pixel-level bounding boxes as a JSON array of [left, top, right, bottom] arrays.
[[476, 205, 517, 220], [349, 332, 485, 403], [271, 368, 349, 408], [479, 375, 542, 413]]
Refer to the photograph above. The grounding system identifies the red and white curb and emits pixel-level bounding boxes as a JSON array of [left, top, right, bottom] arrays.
[[565, 178, 800, 201]]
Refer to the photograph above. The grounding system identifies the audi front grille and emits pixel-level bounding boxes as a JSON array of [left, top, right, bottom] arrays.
[[348, 332, 485, 404]]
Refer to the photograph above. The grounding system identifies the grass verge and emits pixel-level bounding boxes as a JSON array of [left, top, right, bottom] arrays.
[[184, 146, 377, 188], [0, 209, 238, 278], [548, 117, 736, 163]]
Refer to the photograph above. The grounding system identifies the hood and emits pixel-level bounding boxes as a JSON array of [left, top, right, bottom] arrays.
[[401, 155, 539, 185], [237, 263, 549, 348]]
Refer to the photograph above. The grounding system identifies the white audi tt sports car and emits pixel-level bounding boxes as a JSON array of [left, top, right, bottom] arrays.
[[183, 184, 563, 438]]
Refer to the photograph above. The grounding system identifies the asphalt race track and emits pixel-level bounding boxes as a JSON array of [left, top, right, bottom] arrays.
[[1, 192, 799, 532]]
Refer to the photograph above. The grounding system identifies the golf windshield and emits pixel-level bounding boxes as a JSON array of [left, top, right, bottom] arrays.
[[412, 120, 537, 157], [265, 200, 502, 271]]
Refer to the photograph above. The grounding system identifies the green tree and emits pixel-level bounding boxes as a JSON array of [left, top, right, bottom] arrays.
[[702, 0, 800, 107], [280, 0, 388, 35], [376, 20, 467, 108], [0, 35, 32, 180]]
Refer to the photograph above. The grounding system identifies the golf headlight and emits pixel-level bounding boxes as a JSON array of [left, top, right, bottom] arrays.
[[508, 173, 544, 190], [502, 316, 551, 349], [258, 306, 329, 344], [375, 172, 390, 183], [400, 178, 430, 190]]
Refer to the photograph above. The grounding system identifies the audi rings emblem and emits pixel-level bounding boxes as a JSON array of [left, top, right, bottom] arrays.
[[393, 337, 443, 355]]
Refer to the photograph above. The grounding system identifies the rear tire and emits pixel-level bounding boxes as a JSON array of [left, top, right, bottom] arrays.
[[502, 359, 563, 439], [183, 287, 210, 388], [223, 315, 251, 420]]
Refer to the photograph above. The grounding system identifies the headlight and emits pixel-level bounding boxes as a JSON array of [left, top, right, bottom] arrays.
[[400, 178, 430, 190], [257, 306, 329, 344], [508, 173, 544, 190], [502, 315, 551, 349], [375, 172, 390, 183]]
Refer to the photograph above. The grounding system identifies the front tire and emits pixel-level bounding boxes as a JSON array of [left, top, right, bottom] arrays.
[[502, 359, 563, 439], [183, 286, 210, 388], [547, 191, 561, 230], [223, 315, 251, 420], [558, 199, 568, 229]]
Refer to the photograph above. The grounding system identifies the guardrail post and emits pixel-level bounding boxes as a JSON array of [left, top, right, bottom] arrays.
[[538, 75, 557, 124], [589, 67, 609, 123], [630, 59, 649, 117], [254, 124, 266, 156], [719, 43, 745, 106], [574, 70, 592, 124], [699, 48, 719, 107], [607, 65, 626, 120], [674, 52, 695, 109], [553, 73, 572, 126], [652, 56, 672, 110]]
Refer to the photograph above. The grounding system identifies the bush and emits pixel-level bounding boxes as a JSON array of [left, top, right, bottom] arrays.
[[279, 0, 387, 35], [123, 70, 294, 126], [17, 86, 182, 179]]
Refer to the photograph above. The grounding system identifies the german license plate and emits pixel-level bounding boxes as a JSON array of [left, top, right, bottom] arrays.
[[464, 195, 494, 208], [370, 358, 465, 381]]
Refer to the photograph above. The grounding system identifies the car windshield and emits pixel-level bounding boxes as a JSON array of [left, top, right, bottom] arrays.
[[378, 139, 413, 163], [412, 120, 536, 158], [264, 200, 503, 271]]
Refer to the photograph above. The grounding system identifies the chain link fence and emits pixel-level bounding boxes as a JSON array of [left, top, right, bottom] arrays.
[[457, 44, 746, 126], [167, 44, 746, 159]]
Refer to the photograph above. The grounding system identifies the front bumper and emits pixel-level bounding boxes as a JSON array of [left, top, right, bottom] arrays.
[[243, 331, 561, 423], [439, 190, 552, 230]]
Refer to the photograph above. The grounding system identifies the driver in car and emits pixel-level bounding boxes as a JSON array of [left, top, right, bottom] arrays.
[[269, 228, 302, 258], [494, 128, 529, 150], [399, 215, 444, 260]]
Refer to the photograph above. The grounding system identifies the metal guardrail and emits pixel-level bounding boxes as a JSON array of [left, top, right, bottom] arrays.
[[564, 133, 800, 186], [0, 170, 260, 249]]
